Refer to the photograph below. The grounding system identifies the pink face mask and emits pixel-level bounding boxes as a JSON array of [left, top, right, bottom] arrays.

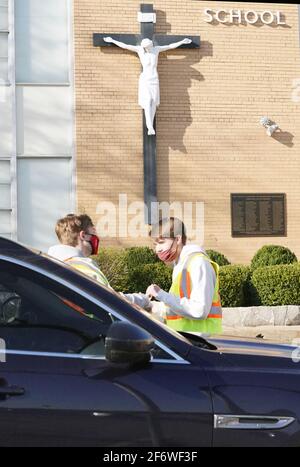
[[157, 239, 177, 262]]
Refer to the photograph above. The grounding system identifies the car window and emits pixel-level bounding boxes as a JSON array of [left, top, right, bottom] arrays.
[[0, 260, 182, 362], [0, 264, 114, 356]]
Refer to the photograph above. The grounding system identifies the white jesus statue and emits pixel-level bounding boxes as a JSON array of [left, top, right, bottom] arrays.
[[103, 36, 192, 135]]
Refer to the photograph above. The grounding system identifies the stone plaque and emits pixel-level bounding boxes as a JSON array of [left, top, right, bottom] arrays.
[[231, 194, 286, 237]]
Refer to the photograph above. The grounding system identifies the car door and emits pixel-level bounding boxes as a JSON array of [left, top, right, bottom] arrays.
[[196, 342, 300, 447], [0, 259, 213, 446]]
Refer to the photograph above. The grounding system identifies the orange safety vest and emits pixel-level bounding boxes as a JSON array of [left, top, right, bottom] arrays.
[[166, 253, 222, 334]]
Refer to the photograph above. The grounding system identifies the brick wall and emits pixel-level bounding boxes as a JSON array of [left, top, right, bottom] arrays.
[[73, 0, 300, 264]]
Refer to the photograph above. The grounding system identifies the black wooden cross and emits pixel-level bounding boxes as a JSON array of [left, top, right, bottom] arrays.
[[93, 4, 200, 224]]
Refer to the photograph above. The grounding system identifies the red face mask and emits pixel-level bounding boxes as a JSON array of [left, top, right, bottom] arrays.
[[157, 239, 177, 263], [89, 235, 100, 255]]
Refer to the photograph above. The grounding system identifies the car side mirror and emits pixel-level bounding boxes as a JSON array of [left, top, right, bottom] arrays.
[[105, 321, 155, 366]]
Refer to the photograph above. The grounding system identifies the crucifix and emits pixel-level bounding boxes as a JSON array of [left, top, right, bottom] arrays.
[[93, 4, 200, 224]]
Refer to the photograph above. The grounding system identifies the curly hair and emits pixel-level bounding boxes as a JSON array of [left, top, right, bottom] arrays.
[[55, 214, 94, 246]]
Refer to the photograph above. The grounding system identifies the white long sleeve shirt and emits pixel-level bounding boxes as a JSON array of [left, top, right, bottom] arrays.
[[154, 244, 217, 321]]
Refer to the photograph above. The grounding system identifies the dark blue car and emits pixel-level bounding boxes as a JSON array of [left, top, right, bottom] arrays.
[[0, 237, 299, 447]]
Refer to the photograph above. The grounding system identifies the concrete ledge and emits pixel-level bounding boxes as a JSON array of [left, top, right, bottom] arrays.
[[223, 306, 300, 327], [222, 326, 300, 344]]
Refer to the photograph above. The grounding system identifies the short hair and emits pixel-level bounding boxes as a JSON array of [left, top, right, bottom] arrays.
[[149, 217, 187, 244], [55, 214, 94, 247]]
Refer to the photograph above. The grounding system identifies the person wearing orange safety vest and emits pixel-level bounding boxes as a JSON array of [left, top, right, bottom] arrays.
[[146, 217, 222, 335]]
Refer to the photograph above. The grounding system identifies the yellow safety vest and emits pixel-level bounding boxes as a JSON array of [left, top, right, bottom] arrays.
[[166, 253, 222, 334], [65, 257, 110, 287]]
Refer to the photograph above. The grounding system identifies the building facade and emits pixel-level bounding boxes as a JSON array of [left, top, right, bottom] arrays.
[[0, 0, 75, 251], [1, 1, 300, 264]]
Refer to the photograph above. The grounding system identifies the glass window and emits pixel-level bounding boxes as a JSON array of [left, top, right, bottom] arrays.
[[0, 260, 177, 361], [0, 210, 11, 235], [0, 161, 11, 226], [0, 1, 8, 31], [15, 0, 70, 83], [0, 159, 10, 182], [0, 261, 114, 355], [0, 33, 8, 81], [0, 33, 7, 56], [0, 184, 10, 209], [16, 86, 73, 156], [17, 158, 72, 251], [0, 57, 7, 81], [0, 0, 8, 81], [0, 87, 12, 154]]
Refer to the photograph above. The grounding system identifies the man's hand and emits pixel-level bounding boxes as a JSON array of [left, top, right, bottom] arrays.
[[146, 284, 162, 299], [182, 38, 192, 45], [147, 301, 166, 322], [103, 37, 113, 43], [122, 293, 151, 310]]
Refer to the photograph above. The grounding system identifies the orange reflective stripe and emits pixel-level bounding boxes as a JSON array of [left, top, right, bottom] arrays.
[[186, 273, 191, 299], [209, 306, 222, 318], [212, 301, 221, 307], [167, 314, 222, 320], [180, 267, 192, 299]]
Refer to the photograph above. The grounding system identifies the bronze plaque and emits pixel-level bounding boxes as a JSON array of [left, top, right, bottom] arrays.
[[231, 194, 286, 237]]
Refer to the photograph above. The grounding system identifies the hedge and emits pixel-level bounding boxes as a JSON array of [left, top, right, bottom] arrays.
[[206, 249, 230, 266], [95, 247, 161, 293], [127, 263, 173, 294], [251, 245, 297, 270], [95, 247, 129, 292], [251, 263, 300, 306], [219, 265, 251, 307], [125, 247, 159, 269], [94, 247, 300, 307]]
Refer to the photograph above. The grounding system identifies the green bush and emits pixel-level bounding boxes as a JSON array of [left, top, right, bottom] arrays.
[[127, 263, 172, 294], [251, 263, 300, 306], [94, 247, 300, 308], [94, 247, 162, 293], [251, 245, 297, 270], [94, 248, 129, 292], [206, 249, 230, 266], [125, 247, 159, 269], [219, 265, 251, 307]]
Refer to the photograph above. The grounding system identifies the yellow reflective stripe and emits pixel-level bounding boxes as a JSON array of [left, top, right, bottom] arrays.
[[66, 260, 109, 286]]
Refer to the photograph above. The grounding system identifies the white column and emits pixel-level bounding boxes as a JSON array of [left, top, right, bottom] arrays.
[[8, 0, 17, 241]]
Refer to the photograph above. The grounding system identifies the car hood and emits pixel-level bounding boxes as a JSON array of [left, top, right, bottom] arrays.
[[206, 334, 298, 359]]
